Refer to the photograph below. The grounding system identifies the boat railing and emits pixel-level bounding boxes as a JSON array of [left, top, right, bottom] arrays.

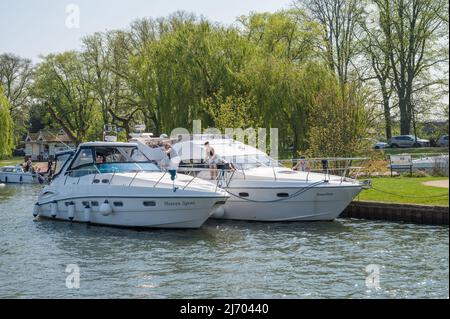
[[280, 157, 368, 184], [177, 157, 369, 185], [62, 166, 204, 190], [62, 157, 369, 189], [277, 157, 369, 183]]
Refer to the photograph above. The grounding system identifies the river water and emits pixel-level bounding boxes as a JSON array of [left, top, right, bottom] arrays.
[[0, 184, 448, 298]]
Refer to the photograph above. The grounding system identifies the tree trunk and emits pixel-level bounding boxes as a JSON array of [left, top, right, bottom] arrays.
[[124, 120, 130, 140], [398, 95, 411, 135], [382, 91, 392, 140], [47, 105, 80, 144], [292, 126, 299, 158]]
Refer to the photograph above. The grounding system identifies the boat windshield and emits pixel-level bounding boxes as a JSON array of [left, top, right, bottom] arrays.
[[96, 162, 159, 173], [221, 154, 280, 170], [54, 152, 73, 176], [69, 146, 160, 176]]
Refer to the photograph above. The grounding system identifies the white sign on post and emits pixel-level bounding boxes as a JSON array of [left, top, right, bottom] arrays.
[[389, 155, 413, 176], [390, 155, 412, 167]]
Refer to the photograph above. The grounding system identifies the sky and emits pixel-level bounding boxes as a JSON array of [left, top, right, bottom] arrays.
[[0, 0, 292, 62]]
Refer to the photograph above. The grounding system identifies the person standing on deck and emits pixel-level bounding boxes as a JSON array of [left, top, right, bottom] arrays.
[[204, 141, 218, 180], [293, 156, 310, 172]]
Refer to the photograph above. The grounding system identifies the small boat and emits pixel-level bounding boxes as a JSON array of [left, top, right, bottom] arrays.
[[34, 141, 229, 229], [388, 154, 449, 176], [0, 165, 39, 184], [412, 155, 449, 175]]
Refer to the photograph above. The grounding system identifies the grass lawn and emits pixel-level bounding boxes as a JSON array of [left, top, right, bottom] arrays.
[[357, 176, 449, 206], [0, 156, 25, 167]]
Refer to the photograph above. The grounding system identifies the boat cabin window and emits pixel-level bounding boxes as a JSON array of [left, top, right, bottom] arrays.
[[94, 147, 149, 164], [54, 152, 74, 176], [69, 146, 159, 175], [222, 154, 279, 170], [71, 149, 95, 170]]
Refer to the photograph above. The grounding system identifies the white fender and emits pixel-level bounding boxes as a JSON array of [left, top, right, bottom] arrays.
[[100, 200, 112, 216], [212, 206, 225, 218], [51, 201, 58, 218], [33, 203, 40, 217], [83, 205, 91, 222], [68, 202, 75, 221]]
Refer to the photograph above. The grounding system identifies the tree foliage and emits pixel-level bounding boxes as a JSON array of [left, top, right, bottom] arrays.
[[0, 86, 14, 158], [33, 52, 100, 144], [0, 53, 34, 140]]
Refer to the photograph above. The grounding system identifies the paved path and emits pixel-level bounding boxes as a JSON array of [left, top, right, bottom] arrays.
[[423, 180, 449, 188]]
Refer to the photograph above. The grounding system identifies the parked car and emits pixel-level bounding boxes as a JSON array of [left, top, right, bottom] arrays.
[[362, 138, 389, 149], [389, 135, 430, 148], [437, 135, 449, 147], [374, 141, 389, 149]]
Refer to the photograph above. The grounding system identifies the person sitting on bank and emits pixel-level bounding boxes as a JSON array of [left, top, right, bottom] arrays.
[[293, 156, 310, 172], [204, 141, 218, 180]]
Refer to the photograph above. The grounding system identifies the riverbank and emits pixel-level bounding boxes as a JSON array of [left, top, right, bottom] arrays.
[[0, 156, 24, 166], [342, 201, 448, 225]]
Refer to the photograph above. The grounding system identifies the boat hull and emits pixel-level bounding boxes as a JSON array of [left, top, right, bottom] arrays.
[[215, 185, 362, 221], [36, 171, 228, 229], [0, 172, 36, 184], [37, 195, 225, 228]]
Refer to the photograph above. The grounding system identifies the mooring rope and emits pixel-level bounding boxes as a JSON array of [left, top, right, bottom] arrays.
[[368, 187, 449, 199]]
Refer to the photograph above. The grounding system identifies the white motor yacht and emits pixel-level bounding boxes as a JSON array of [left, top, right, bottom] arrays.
[[135, 134, 363, 222], [174, 137, 363, 221], [33, 142, 229, 228]]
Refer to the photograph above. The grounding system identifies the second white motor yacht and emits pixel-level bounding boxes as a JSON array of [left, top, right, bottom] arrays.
[[33, 142, 229, 228], [135, 134, 363, 222]]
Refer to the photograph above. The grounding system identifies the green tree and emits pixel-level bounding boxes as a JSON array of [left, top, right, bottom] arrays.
[[307, 80, 371, 157], [297, 0, 366, 87], [0, 86, 14, 158], [361, 11, 394, 140], [33, 52, 100, 144], [238, 10, 320, 64], [375, 0, 448, 135], [83, 31, 143, 138], [132, 16, 256, 133], [202, 89, 258, 131], [0, 53, 34, 141]]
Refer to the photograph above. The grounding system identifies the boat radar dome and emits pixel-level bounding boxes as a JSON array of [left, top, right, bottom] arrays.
[[160, 133, 169, 139]]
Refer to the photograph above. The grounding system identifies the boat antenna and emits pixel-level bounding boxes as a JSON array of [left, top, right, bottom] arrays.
[[45, 130, 75, 151]]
